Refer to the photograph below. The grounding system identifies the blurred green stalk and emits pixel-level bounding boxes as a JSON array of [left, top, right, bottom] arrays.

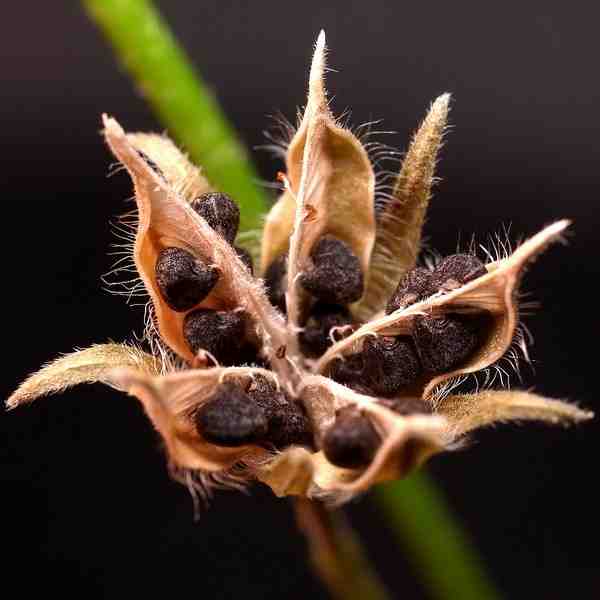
[[377, 473, 502, 600], [82, 2, 501, 599], [83, 0, 268, 232]]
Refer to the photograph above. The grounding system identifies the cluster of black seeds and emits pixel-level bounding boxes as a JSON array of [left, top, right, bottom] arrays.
[[264, 235, 364, 357], [154, 192, 260, 365], [195, 375, 314, 450], [322, 397, 432, 469], [329, 254, 489, 397], [299, 236, 364, 305]]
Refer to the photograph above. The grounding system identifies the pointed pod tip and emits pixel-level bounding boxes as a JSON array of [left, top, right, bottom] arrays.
[[309, 30, 328, 95], [553, 218, 572, 233], [316, 29, 326, 48], [435, 92, 452, 106], [5, 395, 19, 411], [577, 408, 594, 422], [101, 114, 125, 139]]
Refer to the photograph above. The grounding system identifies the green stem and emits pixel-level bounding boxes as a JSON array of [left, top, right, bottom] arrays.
[[82, 0, 268, 232], [376, 472, 502, 600]]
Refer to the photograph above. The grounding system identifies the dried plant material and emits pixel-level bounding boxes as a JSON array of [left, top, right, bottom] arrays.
[[438, 390, 593, 437], [103, 116, 288, 371], [7, 33, 591, 507], [261, 189, 296, 273], [127, 132, 212, 201], [356, 94, 450, 320], [316, 220, 570, 402], [7, 344, 160, 408], [284, 32, 376, 344], [110, 366, 275, 471]]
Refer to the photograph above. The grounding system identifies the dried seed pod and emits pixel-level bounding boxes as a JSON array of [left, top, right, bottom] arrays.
[[234, 246, 254, 274], [282, 32, 375, 340], [433, 253, 487, 291], [355, 93, 450, 320], [183, 308, 247, 365], [378, 397, 432, 416], [322, 406, 381, 469], [155, 247, 220, 312], [195, 382, 268, 447], [362, 335, 422, 396], [264, 254, 288, 313], [299, 303, 352, 358], [299, 235, 364, 305], [191, 192, 240, 244], [386, 266, 434, 314], [103, 118, 288, 371], [412, 314, 480, 374], [318, 223, 571, 402], [247, 375, 314, 449]]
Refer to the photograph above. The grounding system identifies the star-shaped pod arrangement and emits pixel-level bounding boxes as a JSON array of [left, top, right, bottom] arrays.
[[8, 32, 592, 504]]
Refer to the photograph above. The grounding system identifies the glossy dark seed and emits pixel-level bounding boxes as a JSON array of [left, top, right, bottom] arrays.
[[299, 304, 352, 358], [264, 254, 288, 313], [195, 383, 267, 446], [412, 314, 479, 374], [378, 397, 433, 416], [155, 247, 219, 312], [246, 375, 313, 449], [191, 192, 240, 244], [234, 246, 254, 274], [433, 253, 487, 291], [386, 267, 434, 314], [183, 308, 247, 365], [322, 407, 381, 469], [362, 336, 422, 397], [300, 235, 364, 305]]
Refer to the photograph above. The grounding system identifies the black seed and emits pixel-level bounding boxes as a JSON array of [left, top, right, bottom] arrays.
[[234, 246, 254, 274], [322, 406, 381, 469], [433, 253, 487, 291], [191, 192, 240, 244], [300, 235, 364, 305], [183, 308, 247, 365], [412, 314, 480, 374], [155, 247, 219, 312], [234, 342, 270, 369], [299, 303, 352, 358], [246, 375, 314, 449], [362, 336, 422, 397], [378, 397, 433, 416], [386, 267, 434, 314], [328, 353, 365, 389], [195, 383, 268, 446], [264, 254, 288, 313]]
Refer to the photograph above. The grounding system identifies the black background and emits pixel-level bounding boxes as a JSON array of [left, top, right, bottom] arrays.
[[2, 2, 599, 598]]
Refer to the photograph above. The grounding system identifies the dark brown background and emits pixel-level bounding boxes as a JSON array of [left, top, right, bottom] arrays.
[[2, 2, 598, 598]]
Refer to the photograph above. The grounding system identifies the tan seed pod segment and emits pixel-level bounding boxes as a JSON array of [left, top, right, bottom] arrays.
[[7, 31, 592, 506]]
